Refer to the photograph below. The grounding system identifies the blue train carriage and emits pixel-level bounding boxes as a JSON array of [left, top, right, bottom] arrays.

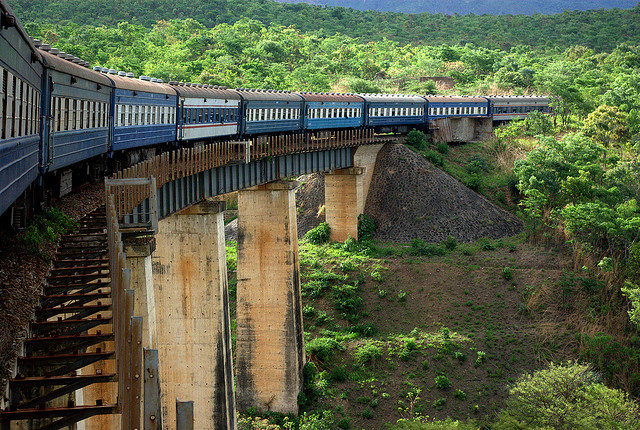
[[425, 95, 490, 119], [0, 0, 44, 219], [297, 92, 364, 130], [487, 95, 551, 122], [235, 89, 304, 135], [107, 71, 177, 157], [360, 94, 427, 133], [39, 47, 112, 195], [171, 82, 241, 141]]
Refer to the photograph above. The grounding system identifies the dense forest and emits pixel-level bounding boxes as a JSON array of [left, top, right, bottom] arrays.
[[276, 0, 639, 15], [11, 0, 640, 50]]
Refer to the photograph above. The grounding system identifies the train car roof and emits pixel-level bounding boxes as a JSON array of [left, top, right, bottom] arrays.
[[1, 0, 43, 63], [169, 83, 242, 100], [105, 73, 176, 96], [295, 92, 364, 103], [39, 50, 112, 86], [358, 94, 427, 103], [486, 95, 550, 103], [426, 96, 488, 103], [231, 89, 303, 102]]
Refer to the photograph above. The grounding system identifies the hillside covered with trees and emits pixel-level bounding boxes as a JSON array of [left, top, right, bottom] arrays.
[[11, 0, 640, 50], [276, 0, 639, 15]]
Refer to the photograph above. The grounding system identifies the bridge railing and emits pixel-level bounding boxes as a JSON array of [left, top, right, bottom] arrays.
[[106, 193, 144, 428], [107, 128, 376, 224]]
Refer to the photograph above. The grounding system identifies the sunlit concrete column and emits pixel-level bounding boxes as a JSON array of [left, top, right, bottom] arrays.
[[236, 181, 305, 415], [152, 200, 236, 430], [124, 237, 157, 349], [324, 167, 365, 242]]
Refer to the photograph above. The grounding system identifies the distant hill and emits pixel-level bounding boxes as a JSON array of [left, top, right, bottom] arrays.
[[11, 0, 640, 51], [275, 0, 640, 15]]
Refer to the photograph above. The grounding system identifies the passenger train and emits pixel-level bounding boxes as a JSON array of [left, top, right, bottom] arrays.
[[0, 0, 551, 225]]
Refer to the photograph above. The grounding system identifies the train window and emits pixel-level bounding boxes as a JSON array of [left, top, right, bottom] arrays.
[[79, 100, 84, 129], [75, 100, 81, 130], [0, 69, 4, 139]]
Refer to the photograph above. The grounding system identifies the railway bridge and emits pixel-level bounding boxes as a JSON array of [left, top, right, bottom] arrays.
[[2, 130, 393, 430]]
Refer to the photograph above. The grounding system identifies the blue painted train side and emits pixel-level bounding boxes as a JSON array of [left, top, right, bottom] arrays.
[[0, 0, 43, 217]]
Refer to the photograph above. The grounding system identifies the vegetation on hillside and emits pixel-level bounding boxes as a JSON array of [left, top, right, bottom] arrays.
[[277, 0, 638, 16], [13, 0, 640, 50]]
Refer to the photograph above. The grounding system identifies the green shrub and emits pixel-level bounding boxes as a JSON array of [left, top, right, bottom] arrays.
[[20, 208, 77, 256], [329, 365, 348, 383], [501, 267, 513, 280], [305, 222, 331, 244], [362, 409, 374, 419], [464, 174, 482, 192], [337, 417, 351, 429], [444, 235, 457, 250], [299, 411, 334, 430], [410, 238, 446, 256], [355, 342, 382, 367], [357, 213, 376, 241], [495, 362, 640, 430], [454, 389, 467, 400], [432, 398, 447, 409], [434, 375, 452, 390], [435, 142, 449, 154], [398, 290, 407, 302], [305, 337, 342, 362], [423, 150, 444, 167], [406, 130, 427, 150], [302, 305, 316, 318], [388, 417, 478, 429]]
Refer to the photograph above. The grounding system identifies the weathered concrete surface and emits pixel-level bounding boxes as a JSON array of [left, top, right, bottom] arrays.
[[451, 117, 493, 142], [353, 143, 385, 214], [325, 167, 365, 242], [125, 238, 157, 349], [236, 181, 305, 415], [152, 201, 236, 430]]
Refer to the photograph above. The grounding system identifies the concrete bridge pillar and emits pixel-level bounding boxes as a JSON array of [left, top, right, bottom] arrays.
[[324, 167, 365, 242], [152, 201, 236, 430], [324, 143, 385, 242], [236, 181, 305, 415]]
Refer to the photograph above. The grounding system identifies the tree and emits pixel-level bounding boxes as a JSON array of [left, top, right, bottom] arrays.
[[495, 362, 640, 430], [582, 105, 631, 151]]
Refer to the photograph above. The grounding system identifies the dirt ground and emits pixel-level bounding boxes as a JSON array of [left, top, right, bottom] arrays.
[[300, 237, 579, 429]]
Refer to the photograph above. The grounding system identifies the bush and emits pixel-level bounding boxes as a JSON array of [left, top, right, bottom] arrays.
[[501, 267, 513, 280], [305, 222, 331, 244], [20, 208, 77, 256], [357, 213, 376, 241], [453, 389, 467, 400], [434, 375, 452, 390], [423, 149, 444, 167], [435, 142, 449, 154], [410, 238, 447, 256], [355, 342, 382, 367], [444, 235, 457, 250], [337, 417, 351, 429], [495, 362, 640, 430], [406, 129, 427, 150], [305, 337, 342, 362], [389, 418, 478, 429]]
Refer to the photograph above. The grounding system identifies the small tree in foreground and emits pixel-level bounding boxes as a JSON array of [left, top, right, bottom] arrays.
[[494, 362, 640, 430]]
